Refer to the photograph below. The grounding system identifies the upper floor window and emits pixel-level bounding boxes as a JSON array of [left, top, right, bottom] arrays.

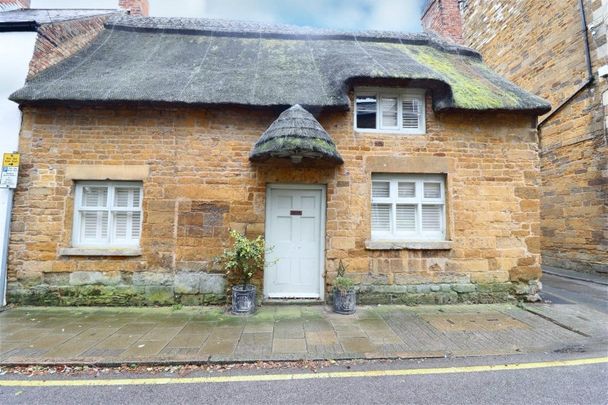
[[371, 174, 445, 241], [73, 181, 143, 248], [355, 88, 426, 134]]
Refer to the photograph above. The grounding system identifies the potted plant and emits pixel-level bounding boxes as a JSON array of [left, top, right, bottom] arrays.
[[332, 260, 356, 315], [217, 229, 266, 315]]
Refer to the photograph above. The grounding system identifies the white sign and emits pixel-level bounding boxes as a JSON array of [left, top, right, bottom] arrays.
[[0, 153, 19, 189]]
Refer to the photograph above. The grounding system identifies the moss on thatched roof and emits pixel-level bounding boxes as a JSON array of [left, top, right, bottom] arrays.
[[10, 16, 550, 114], [250, 105, 343, 164]]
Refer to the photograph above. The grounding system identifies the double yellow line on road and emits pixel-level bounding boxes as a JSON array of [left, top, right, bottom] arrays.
[[1, 356, 606, 387]]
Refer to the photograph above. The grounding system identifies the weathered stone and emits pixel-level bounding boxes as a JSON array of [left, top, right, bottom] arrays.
[[69, 271, 122, 286], [144, 286, 174, 305], [199, 273, 226, 295], [174, 272, 200, 294], [451, 283, 476, 293], [132, 272, 173, 287]]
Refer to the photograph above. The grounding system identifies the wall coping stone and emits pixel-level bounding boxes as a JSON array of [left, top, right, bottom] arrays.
[[365, 240, 453, 250], [58, 247, 142, 257]]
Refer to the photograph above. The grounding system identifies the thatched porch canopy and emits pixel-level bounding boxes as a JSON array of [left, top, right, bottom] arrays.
[[250, 105, 343, 164]]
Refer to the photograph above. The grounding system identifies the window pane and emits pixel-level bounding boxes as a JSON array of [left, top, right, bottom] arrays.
[[356, 95, 377, 129], [82, 186, 108, 208], [423, 182, 441, 199], [421, 205, 442, 231], [402, 98, 420, 129], [398, 182, 416, 198], [396, 204, 416, 231], [380, 97, 398, 128], [114, 187, 140, 208], [371, 204, 391, 231], [372, 181, 390, 198], [81, 211, 108, 241]]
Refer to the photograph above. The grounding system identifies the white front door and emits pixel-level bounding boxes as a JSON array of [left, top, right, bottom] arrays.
[[265, 185, 325, 299]]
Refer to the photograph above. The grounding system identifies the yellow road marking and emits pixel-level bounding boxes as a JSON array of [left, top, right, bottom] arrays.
[[0, 357, 606, 387]]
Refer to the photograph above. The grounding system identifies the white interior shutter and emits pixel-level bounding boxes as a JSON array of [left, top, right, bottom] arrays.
[[82, 186, 107, 207], [371, 204, 391, 231], [380, 97, 398, 128], [396, 204, 416, 231], [402, 97, 420, 129], [81, 211, 108, 242], [423, 182, 441, 199], [131, 211, 141, 239], [398, 182, 416, 198], [113, 212, 129, 240], [372, 181, 390, 198], [421, 205, 442, 231]]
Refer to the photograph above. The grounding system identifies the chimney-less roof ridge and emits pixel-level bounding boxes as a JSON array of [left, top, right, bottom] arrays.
[[106, 15, 482, 59]]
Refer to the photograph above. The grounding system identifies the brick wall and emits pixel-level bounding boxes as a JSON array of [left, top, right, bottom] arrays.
[[27, 15, 110, 80], [421, 0, 464, 43], [7, 97, 543, 305], [461, 0, 608, 273], [118, 0, 149, 16]]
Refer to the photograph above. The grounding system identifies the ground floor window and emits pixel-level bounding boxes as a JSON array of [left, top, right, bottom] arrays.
[[371, 174, 445, 241], [72, 181, 143, 248]]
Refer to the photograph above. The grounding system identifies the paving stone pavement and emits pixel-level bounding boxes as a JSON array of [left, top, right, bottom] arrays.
[[0, 304, 601, 365]]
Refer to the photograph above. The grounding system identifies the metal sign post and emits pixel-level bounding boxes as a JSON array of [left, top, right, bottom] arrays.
[[0, 152, 19, 307]]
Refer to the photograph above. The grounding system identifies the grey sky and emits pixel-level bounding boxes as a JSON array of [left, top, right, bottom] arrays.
[[31, 0, 424, 32]]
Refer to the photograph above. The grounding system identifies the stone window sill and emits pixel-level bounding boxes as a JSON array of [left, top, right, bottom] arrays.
[[365, 240, 453, 251], [58, 247, 142, 257]]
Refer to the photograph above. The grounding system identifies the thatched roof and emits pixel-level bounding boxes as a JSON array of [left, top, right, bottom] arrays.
[[10, 15, 551, 114], [250, 105, 343, 164]]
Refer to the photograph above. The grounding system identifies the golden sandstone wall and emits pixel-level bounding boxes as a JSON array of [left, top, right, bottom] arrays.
[[461, 0, 608, 273], [8, 94, 543, 305]]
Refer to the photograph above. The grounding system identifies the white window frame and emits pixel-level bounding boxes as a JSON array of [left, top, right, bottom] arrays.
[[371, 174, 445, 241], [72, 181, 143, 248], [354, 87, 426, 134]]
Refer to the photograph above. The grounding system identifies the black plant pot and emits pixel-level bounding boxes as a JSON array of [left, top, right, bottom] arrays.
[[232, 284, 256, 315], [333, 288, 356, 315]]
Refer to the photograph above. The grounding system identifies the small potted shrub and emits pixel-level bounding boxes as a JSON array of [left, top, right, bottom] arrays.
[[217, 229, 266, 315], [332, 260, 356, 315]]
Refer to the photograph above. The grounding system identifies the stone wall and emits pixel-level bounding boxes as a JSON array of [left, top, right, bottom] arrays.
[[461, 0, 608, 273], [8, 95, 542, 305], [28, 15, 110, 80]]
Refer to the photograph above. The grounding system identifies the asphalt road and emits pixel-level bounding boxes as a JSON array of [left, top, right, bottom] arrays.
[[1, 353, 607, 405], [541, 273, 608, 313]]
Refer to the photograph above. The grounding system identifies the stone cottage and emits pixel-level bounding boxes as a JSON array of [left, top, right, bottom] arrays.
[[7, 15, 550, 306], [423, 0, 607, 274]]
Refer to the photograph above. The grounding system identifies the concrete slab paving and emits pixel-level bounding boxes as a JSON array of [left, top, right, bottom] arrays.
[[0, 303, 603, 365]]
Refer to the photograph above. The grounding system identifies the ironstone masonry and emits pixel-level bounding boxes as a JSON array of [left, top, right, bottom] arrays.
[[7, 16, 550, 306], [430, 0, 608, 274]]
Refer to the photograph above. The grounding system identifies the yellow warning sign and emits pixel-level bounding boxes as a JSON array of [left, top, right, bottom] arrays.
[[1, 153, 20, 188], [2, 153, 19, 167]]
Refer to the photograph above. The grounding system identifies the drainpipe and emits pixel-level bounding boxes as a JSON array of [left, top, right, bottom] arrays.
[[538, 0, 594, 129]]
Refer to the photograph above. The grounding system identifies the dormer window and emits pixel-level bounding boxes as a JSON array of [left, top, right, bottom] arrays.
[[355, 88, 426, 134]]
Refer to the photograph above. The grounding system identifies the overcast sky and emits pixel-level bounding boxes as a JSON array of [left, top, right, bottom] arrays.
[[31, 0, 424, 32]]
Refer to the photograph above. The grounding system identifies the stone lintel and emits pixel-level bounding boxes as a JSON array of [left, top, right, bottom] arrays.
[[365, 240, 453, 250], [65, 165, 150, 181], [365, 156, 451, 174], [59, 247, 142, 257]]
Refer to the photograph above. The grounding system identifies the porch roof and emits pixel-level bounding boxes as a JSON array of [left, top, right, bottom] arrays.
[[250, 105, 343, 164]]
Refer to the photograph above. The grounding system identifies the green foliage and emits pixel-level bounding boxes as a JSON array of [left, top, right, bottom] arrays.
[[333, 259, 355, 293], [216, 229, 267, 287], [171, 303, 183, 311]]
